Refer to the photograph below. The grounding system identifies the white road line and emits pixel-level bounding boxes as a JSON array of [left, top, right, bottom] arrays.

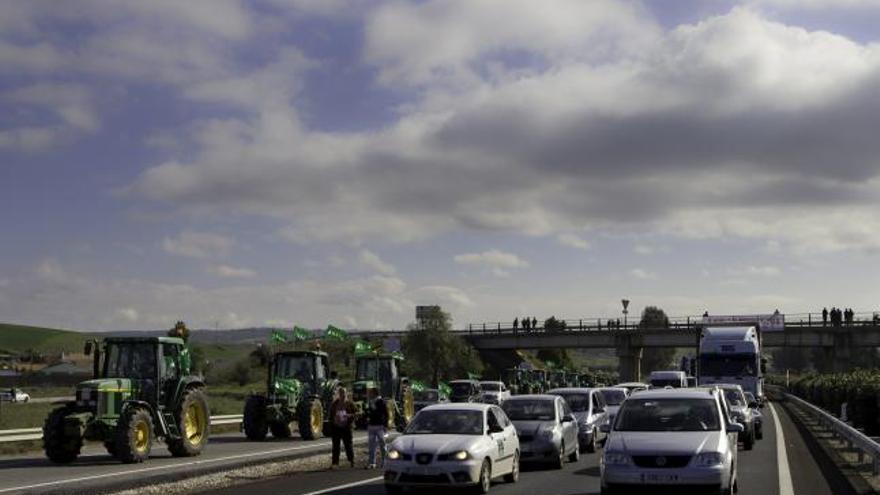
[[299, 476, 384, 495], [0, 438, 367, 494], [768, 402, 795, 495]]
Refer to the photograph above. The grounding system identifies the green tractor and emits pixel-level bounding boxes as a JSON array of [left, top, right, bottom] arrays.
[[43, 337, 210, 464], [243, 350, 338, 441], [351, 353, 414, 430], [528, 369, 548, 393], [503, 368, 532, 395]]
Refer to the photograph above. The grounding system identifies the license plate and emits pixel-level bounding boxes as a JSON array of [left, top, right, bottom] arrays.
[[407, 467, 433, 475], [641, 474, 678, 484]]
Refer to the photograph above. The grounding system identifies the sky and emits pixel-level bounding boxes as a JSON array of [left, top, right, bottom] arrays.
[[2, 0, 880, 332]]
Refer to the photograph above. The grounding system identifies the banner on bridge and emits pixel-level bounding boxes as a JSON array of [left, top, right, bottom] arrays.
[[702, 313, 785, 332]]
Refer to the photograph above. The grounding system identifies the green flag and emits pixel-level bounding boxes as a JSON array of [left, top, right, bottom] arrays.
[[390, 350, 405, 361], [354, 340, 374, 356], [293, 326, 311, 341], [324, 324, 348, 341], [438, 382, 452, 397], [467, 372, 481, 381], [410, 380, 426, 393], [270, 329, 287, 343]]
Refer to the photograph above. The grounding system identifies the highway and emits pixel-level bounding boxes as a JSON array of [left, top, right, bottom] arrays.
[[0, 401, 857, 495]]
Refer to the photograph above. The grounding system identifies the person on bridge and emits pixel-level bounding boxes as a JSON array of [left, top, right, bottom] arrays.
[[822, 307, 828, 326], [513, 317, 519, 330], [532, 316, 537, 329], [523, 316, 530, 330], [366, 386, 388, 469], [330, 387, 357, 468]]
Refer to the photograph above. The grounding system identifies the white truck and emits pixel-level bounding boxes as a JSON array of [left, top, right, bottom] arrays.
[[698, 326, 764, 404], [648, 370, 688, 388]]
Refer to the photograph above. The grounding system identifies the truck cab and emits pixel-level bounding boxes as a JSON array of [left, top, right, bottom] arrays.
[[648, 370, 688, 388], [698, 326, 764, 403]]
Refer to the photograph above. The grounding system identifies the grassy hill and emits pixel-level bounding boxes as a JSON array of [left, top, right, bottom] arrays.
[[0, 323, 94, 355]]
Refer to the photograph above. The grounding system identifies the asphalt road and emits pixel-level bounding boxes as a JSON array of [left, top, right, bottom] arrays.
[[201, 402, 847, 495], [0, 431, 367, 495]]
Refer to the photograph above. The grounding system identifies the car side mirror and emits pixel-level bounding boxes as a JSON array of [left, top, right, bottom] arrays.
[[595, 407, 605, 413], [490, 424, 504, 434], [727, 422, 744, 434], [562, 415, 574, 423], [599, 423, 611, 433]]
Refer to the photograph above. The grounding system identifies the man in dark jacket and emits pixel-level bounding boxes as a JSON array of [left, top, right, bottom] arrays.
[[366, 386, 388, 469], [330, 387, 357, 468]]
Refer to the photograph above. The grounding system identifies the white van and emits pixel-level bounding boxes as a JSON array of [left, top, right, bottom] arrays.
[[648, 370, 688, 388]]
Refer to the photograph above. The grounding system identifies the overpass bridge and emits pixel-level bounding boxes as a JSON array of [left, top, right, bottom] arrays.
[[352, 316, 880, 382]]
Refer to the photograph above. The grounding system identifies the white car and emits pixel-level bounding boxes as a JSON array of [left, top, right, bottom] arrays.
[[0, 388, 29, 403], [596, 387, 630, 427], [384, 403, 520, 494], [600, 388, 742, 495], [479, 381, 511, 405]]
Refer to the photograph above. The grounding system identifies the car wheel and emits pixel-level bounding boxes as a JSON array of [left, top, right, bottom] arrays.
[[474, 459, 492, 494], [568, 442, 580, 462], [743, 428, 755, 451], [554, 443, 565, 469], [503, 452, 519, 483], [755, 425, 763, 440], [585, 429, 597, 453]]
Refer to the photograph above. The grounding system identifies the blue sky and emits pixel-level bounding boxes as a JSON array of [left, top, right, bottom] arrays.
[[2, 0, 880, 331]]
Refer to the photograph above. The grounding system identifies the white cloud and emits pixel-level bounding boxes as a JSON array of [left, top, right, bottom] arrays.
[[629, 268, 657, 280], [744, 265, 782, 277], [556, 233, 590, 250], [454, 249, 530, 269], [634, 244, 655, 255], [162, 231, 235, 259], [0, 83, 98, 151], [209, 265, 257, 279], [359, 249, 397, 275], [115, 307, 140, 323]]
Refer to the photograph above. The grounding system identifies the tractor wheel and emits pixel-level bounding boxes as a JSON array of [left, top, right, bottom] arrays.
[[298, 398, 323, 440], [401, 388, 415, 425], [270, 419, 295, 439], [43, 406, 82, 464], [114, 407, 153, 463], [168, 387, 210, 457], [243, 395, 269, 441]]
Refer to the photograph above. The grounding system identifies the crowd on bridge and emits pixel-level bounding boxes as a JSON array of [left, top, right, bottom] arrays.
[[822, 307, 858, 326], [512, 316, 538, 330]]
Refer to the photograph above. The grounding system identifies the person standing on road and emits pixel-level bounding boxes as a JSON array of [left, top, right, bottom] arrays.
[[366, 386, 388, 469], [330, 387, 357, 468]]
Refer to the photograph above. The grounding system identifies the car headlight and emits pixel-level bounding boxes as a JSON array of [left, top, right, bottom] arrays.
[[603, 451, 631, 466], [387, 450, 401, 460], [453, 450, 470, 460], [692, 452, 724, 467]]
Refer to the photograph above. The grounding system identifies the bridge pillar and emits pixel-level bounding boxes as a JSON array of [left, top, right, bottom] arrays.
[[616, 336, 643, 382], [830, 331, 854, 373]]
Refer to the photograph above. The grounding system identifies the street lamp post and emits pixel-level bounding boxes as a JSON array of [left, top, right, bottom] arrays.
[[621, 299, 630, 329]]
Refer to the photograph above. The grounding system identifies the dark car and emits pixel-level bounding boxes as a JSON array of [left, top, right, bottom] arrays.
[[448, 379, 482, 403]]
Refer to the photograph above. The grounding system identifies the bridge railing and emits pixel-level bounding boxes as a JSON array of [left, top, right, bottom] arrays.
[[0, 414, 243, 444], [785, 392, 880, 476]]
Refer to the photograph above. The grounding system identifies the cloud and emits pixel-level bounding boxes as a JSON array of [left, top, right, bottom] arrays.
[[454, 249, 530, 269], [634, 244, 655, 255], [162, 231, 235, 259], [209, 264, 257, 278], [557, 233, 590, 250], [115, 307, 140, 323], [359, 249, 397, 275], [744, 265, 782, 277], [0, 83, 98, 151], [629, 268, 657, 280]]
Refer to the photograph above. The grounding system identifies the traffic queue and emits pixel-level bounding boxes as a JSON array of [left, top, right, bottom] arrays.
[[381, 370, 764, 495]]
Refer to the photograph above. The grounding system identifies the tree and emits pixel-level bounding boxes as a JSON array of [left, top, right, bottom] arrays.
[[402, 307, 484, 385], [543, 316, 567, 333], [639, 306, 676, 374]]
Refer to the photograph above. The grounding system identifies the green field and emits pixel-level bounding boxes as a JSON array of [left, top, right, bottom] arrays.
[[0, 323, 94, 355]]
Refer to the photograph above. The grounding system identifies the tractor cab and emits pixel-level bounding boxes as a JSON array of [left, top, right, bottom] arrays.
[[352, 353, 413, 429], [529, 369, 547, 393], [271, 351, 329, 399]]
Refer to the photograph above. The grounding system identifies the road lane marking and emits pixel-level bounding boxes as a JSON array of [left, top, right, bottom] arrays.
[[768, 402, 794, 495], [299, 476, 384, 495], [0, 437, 367, 494]]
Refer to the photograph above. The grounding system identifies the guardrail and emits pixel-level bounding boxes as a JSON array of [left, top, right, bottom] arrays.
[[0, 414, 243, 444], [785, 392, 880, 476]]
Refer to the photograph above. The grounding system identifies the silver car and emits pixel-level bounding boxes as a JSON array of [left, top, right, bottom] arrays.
[[596, 387, 630, 427], [744, 391, 763, 440], [600, 388, 742, 495], [413, 388, 447, 413], [548, 387, 608, 453], [717, 384, 757, 450], [384, 403, 520, 494], [502, 394, 580, 468]]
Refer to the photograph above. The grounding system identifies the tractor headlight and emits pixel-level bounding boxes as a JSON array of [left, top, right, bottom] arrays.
[[387, 450, 401, 460]]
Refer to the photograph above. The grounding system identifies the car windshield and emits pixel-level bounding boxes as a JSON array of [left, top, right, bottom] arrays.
[[555, 393, 589, 412], [450, 382, 474, 396], [615, 398, 720, 432], [103, 342, 156, 380], [700, 354, 756, 377], [414, 390, 439, 402], [405, 409, 483, 435], [723, 389, 746, 407], [599, 389, 627, 406], [276, 355, 314, 381], [502, 399, 556, 420], [480, 383, 501, 391]]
